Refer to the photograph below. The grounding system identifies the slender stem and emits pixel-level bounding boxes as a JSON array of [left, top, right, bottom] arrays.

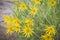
[[33, 32, 40, 40]]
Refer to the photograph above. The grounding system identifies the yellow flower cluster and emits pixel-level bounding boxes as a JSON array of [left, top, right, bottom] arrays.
[[23, 18, 34, 37], [41, 26, 56, 40], [19, 3, 38, 16], [19, 0, 56, 16], [3, 0, 57, 39], [3, 15, 21, 35], [3, 15, 34, 37]]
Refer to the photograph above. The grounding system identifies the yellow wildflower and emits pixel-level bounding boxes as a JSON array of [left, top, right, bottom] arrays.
[[41, 34, 54, 40], [45, 26, 56, 35], [8, 17, 21, 27], [3, 15, 13, 24], [22, 26, 34, 37], [12, 18, 21, 24], [11, 17, 21, 33], [14, 26, 21, 33], [30, 7, 38, 15], [25, 18, 34, 26], [6, 29, 13, 35], [5, 26, 14, 35], [32, 0, 41, 4], [19, 3, 27, 10], [48, 0, 56, 6]]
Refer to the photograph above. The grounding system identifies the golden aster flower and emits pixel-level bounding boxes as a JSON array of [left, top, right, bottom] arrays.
[[41, 34, 54, 40], [30, 7, 38, 15], [32, 0, 41, 4], [3, 15, 13, 24], [12, 18, 21, 24], [48, 0, 56, 6], [25, 18, 34, 26], [5, 26, 14, 35], [22, 26, 34, 37], [7, 17, 21, 27], [19, 3, 27, 10], [45, 26, 56, 35], [6, 29, 13, 35], [14, 26, 21, 33]]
